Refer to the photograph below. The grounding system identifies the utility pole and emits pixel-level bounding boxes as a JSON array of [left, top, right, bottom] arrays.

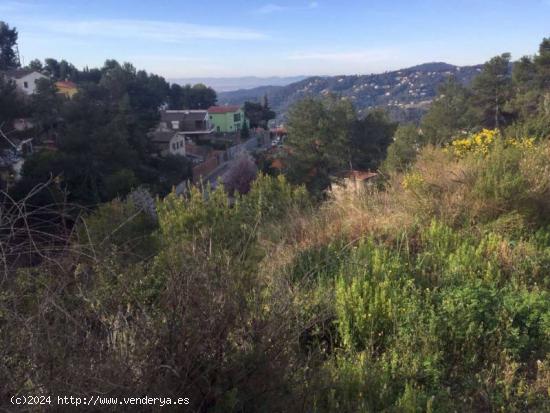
[[14, 44, 21, 68]]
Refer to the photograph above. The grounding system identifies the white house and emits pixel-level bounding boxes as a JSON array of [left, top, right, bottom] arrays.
[[150, 131, 187, 157], [3, 69, 48, 95], [149, 110, 218, 158]]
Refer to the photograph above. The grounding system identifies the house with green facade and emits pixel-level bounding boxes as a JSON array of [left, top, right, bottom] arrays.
[[208, 106, 249, 133]]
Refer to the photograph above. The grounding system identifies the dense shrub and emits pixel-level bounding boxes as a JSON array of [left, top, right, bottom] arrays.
[[2, 136, 550, 412], [399, 135, 550, 229], [300, 225, 550, 412], [1, 176, 310, 411]]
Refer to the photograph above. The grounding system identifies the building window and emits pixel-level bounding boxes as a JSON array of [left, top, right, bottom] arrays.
[[233, 113, 241, 122], [23, 81, 28, 88], [171, 121, 180, 129]]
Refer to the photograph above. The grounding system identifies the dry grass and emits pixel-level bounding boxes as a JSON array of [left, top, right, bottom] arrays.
[[260, 140, 550, 287]]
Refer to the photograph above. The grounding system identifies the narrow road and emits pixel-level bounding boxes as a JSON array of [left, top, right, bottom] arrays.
[[207, 162, 231, 188], [176, 133, 271, 193], [207, 134, 270, 189]]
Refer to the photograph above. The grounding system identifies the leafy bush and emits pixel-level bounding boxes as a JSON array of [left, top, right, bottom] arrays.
[[398, 137, 550, 230], [300, 223, 550, 411]]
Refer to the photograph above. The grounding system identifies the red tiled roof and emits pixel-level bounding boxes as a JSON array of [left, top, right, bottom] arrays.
[[271, 127, 287, 134], [271, 158, 285, 170], [208, 105, 241, 114], [55, 81, 77, 89], [337, 170, 378, 181]]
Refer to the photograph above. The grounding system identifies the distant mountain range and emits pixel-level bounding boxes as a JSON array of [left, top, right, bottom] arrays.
[[169, 76, 308, 92], [218, 62, 484, 122]]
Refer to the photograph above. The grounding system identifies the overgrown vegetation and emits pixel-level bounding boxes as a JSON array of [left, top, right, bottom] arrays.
[[3, 135, 549, 411]]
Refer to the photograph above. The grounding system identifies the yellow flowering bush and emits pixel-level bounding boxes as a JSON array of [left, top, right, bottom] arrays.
[[505, 136, 535, 150], [449, 129, 498, 158], [401, 171, 424, 190], [448, 129, 535, 158]]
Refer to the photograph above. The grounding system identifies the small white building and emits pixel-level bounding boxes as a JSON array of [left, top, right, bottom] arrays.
[[150, 131, 187, 157], [3, 69, 48, 95]]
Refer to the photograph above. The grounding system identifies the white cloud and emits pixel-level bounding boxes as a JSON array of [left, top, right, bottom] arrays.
[[256, 4, 286, 14], [254, 2, 319, 14], [25, 18, 267, 42]]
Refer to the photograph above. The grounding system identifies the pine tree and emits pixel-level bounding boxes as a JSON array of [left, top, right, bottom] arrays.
[[508, 38, 550, 136], [286, 96, 355, 194], [471, 53, 513, 129], [534, 38, 550, 91], [382, 124, 422, 172], [0, 21, 19, 70], [421, 77, 475, 144]]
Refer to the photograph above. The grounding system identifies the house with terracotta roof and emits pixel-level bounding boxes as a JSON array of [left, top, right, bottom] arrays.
[[208, 105, 249, 133], [2, 69, 48, 95], [330, 170, 378, 198], [55, 81, 78, 98]]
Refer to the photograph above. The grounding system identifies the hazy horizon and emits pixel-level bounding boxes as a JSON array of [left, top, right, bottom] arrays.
[[169, 62, 479, 92]]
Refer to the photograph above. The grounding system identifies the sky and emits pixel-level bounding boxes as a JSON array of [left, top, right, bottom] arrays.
[[1, 0, 549, 79]]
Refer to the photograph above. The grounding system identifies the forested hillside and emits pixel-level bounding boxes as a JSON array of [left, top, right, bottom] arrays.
[[219, 62, 483, 122]]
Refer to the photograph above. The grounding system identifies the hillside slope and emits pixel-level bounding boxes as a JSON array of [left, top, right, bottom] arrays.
[[219, 62, 483, 122]]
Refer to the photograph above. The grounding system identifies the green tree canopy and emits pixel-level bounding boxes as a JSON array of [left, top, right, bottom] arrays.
[[0, 21, 19, 70], [382, 124, 423, 173], [534, 37, 550, 91], [0, 75, 25, 131], [471, 53, 513, 129], [286, 96, 355, 194], [31, 78, 63, 135], [421, 77, 476, 145], [26, 59, 43, 72], [168, 83, 217, 109], [351, 110, 397, 170], [244, 100, 276, 129]]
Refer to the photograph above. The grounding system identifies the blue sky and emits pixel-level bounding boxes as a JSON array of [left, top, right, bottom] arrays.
[[1, 0, 549, 78]]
